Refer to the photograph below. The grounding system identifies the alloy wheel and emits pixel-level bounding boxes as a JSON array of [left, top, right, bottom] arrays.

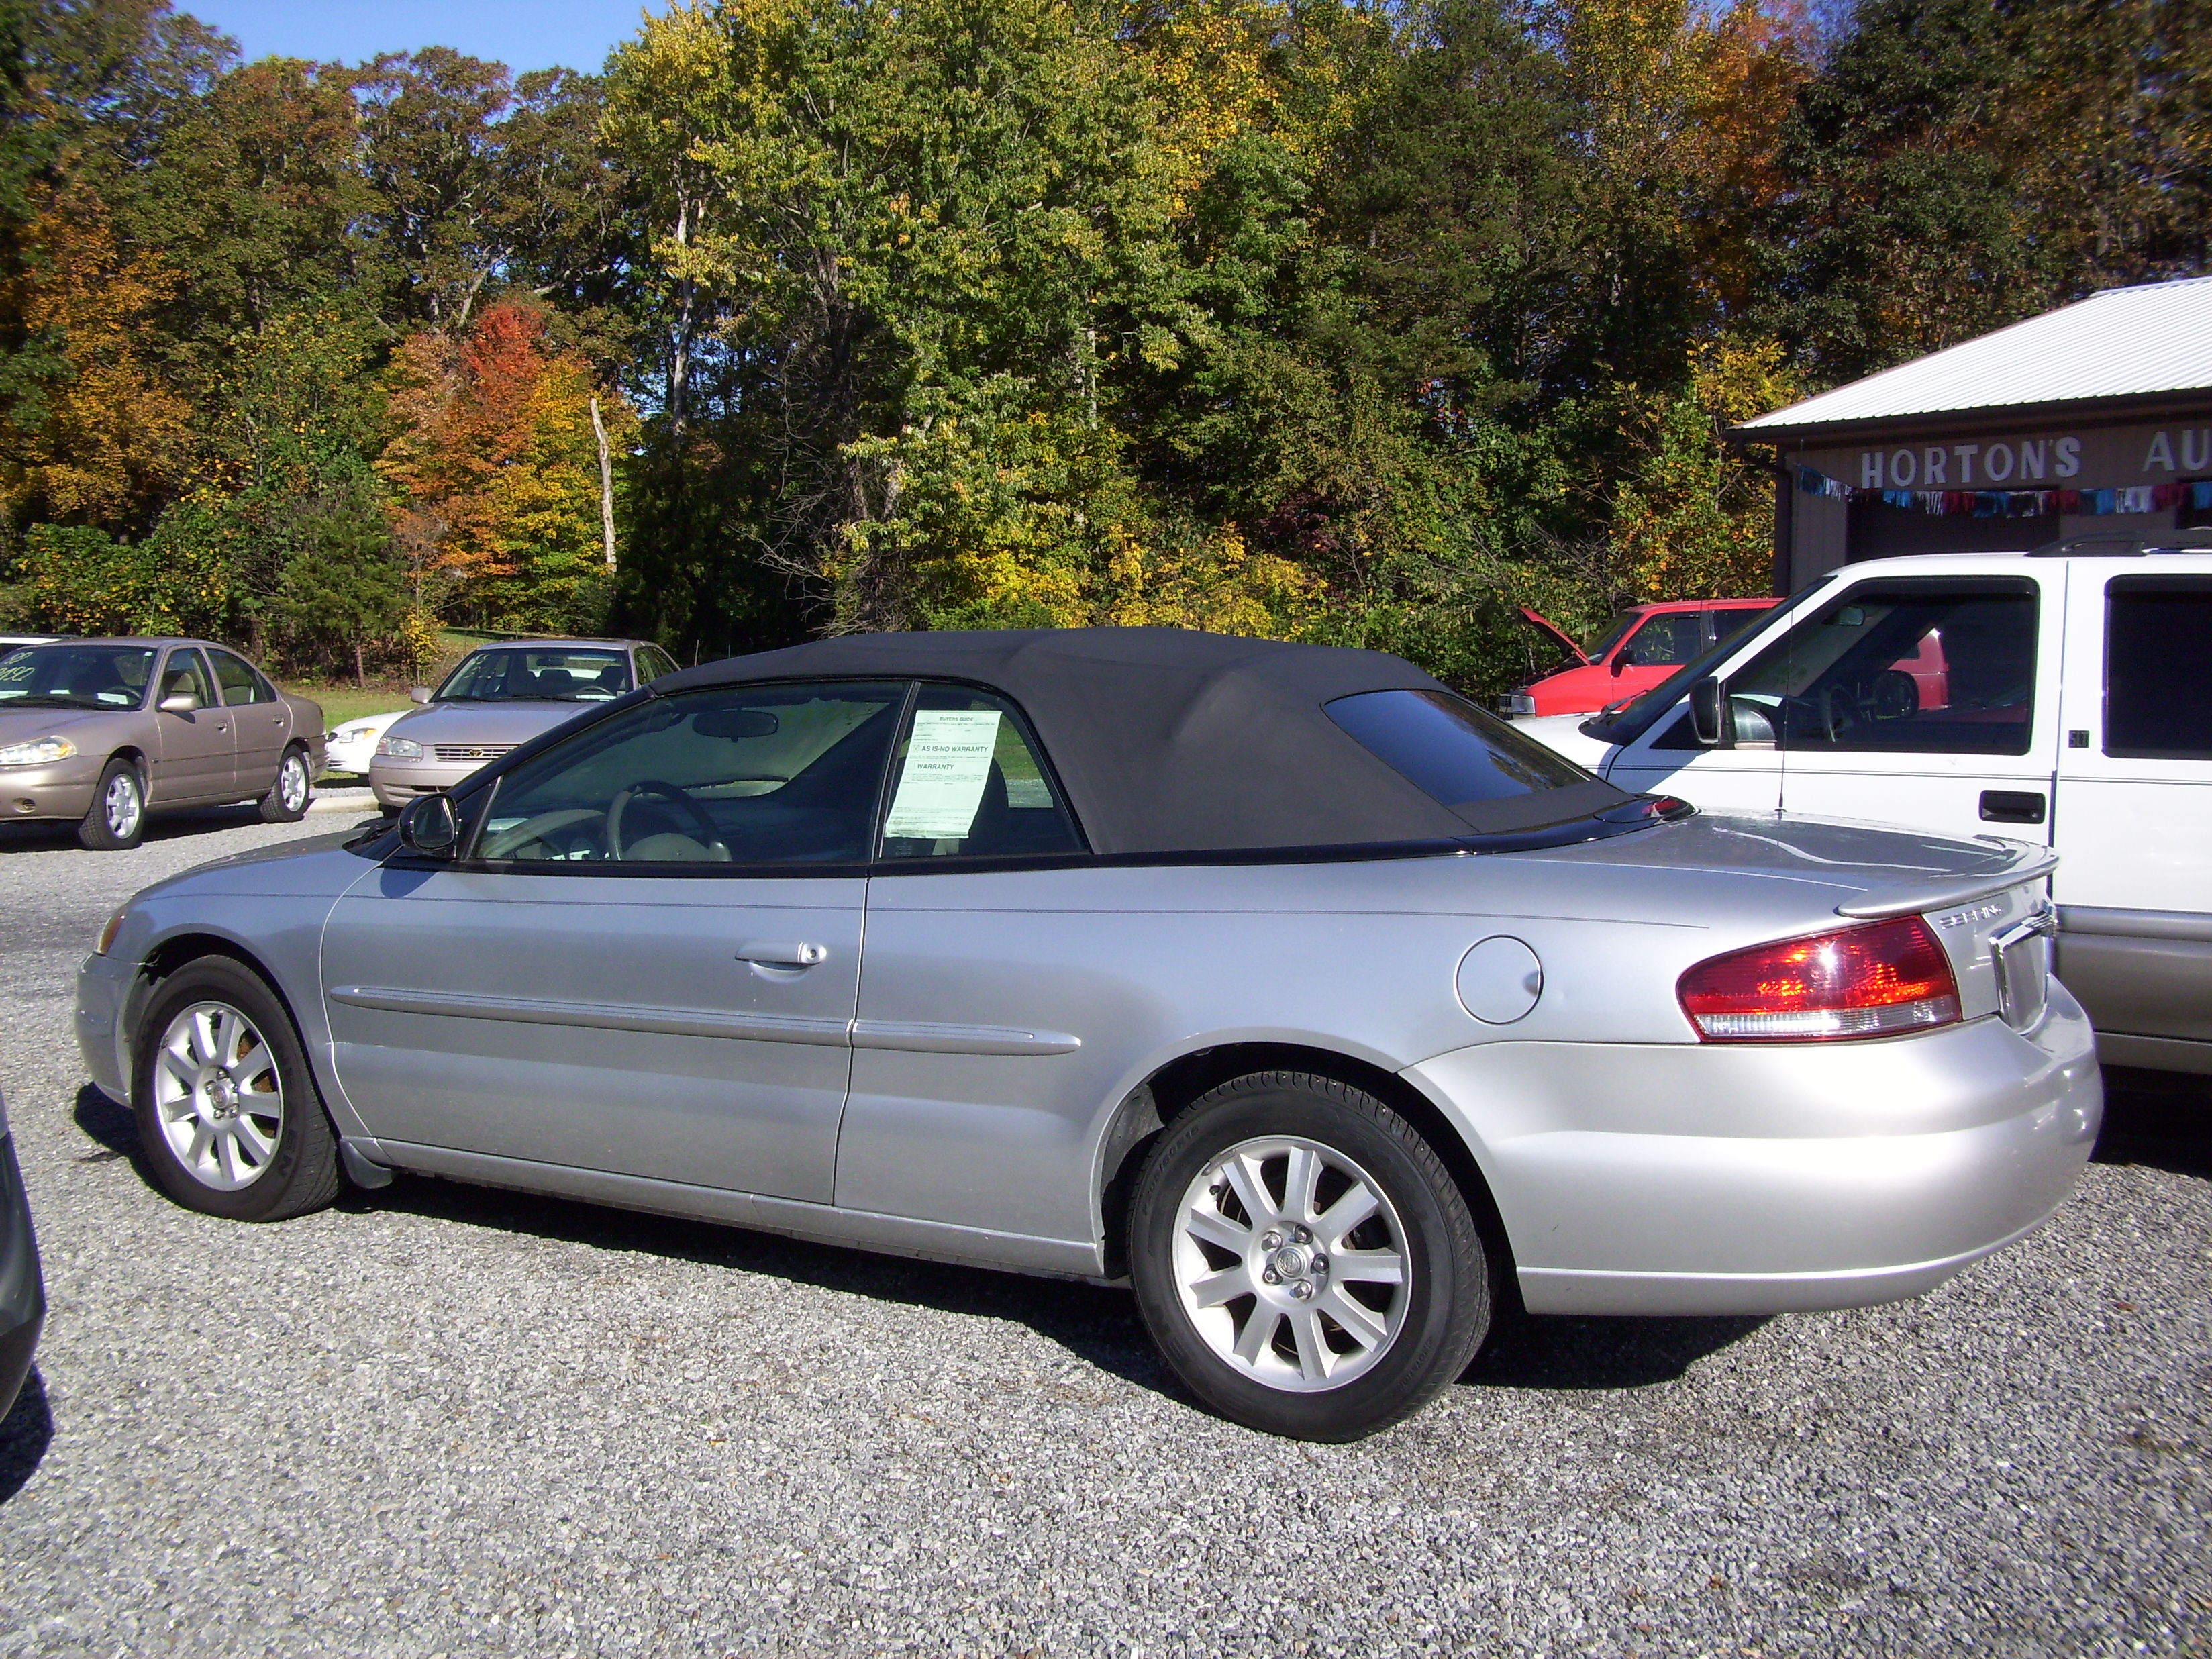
[[1171, 1135, 1411, 1392], [151, 1001, 285, 1191], [105, 770, 142, 840], [278, 752, 309, 813]]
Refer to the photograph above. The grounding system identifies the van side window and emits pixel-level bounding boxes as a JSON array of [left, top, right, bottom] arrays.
[[1715, 579, 2038, 755], [2107, 577, 2212, 760]]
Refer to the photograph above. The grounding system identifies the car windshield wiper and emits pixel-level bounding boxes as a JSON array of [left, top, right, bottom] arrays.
[[0, 693, 130, 709]]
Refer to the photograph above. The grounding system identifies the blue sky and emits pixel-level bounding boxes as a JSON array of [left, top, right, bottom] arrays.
[[183, 1, 669, 76]]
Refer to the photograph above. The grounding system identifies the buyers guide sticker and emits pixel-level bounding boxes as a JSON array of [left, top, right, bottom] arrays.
[[885, 709, 1001, 839]]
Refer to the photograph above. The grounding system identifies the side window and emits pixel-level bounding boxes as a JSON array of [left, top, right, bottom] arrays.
[[1709, 606, 1767, 644], [159, 649, 217, 710], [878, 685, 1084, 861], [1617, 613, 1702, 668], [2107, 577, 2212, 759], [474, 681, 907, 867], [1720, 580, 2038, 754], [209, 649, 272, 705], [637, 646, 681, 683]]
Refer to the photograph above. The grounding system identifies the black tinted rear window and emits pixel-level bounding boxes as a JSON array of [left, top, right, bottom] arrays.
[[2107, 577, 2212, 759], [1326, 689, 1591, 807]]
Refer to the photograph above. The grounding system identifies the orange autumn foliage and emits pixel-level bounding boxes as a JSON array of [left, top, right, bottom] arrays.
[[0, 181, 191, 531], [377, 301, 630, 625]]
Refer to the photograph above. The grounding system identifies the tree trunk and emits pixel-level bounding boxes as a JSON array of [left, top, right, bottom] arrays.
[[668, 193, 695, 433], [352, 641, 365, 689], [590, 394, 617, 570]]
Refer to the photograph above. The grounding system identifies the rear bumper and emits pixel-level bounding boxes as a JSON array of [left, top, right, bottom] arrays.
[[0, 1135, 44, 1421], [1405, 987, 2101, 1315]]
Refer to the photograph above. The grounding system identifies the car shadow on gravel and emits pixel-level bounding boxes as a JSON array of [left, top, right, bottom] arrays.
[[73, 1084, 137, 1161], [0, 1368, 54, 1504], [0, 803, 262, 854], [80, 1083, 1190, 1399], [77, 1082, 1783, 1409], [1460, 1311, 1768, 1391], [345, 1172, 1184, 1395], [2095, 1066, 2212, 1181]]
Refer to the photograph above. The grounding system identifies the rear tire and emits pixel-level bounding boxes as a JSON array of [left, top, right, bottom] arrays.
[[77, 758, 146, 850], [1129, 1071, 1490, 1441], [258, 745, 312, 823], [131, 956, 341, 1222]]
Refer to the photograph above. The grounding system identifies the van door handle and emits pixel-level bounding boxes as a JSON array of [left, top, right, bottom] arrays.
[[1979, 790, 2046, 824], [737, 941, 829, 967]]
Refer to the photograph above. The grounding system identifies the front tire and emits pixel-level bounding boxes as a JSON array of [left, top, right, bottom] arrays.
[[131, 956, 340, 1222], [259, 745, 312, 822], [77, 758, 146, 850], [1129, 1071, 1491, 1440]]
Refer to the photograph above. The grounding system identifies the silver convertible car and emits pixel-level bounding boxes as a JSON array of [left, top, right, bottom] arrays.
[[75, 630, 2098, 1440]]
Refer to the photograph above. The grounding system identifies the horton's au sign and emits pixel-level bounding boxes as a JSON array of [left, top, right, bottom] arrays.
[[1796, 423, 2212, 493]]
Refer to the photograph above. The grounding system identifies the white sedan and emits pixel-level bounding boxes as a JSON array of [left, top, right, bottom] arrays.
[[321, 710, 411, 778]]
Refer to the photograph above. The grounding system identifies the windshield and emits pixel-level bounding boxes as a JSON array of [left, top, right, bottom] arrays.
[[1587, 611, 1642, 661], [1581, 581, 1831, 747], [0, 644, 158, 710], [435, 648, 631, 703]]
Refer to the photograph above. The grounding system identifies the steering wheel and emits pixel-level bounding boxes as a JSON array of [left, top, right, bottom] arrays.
[[607, 778, 720, 860], [1819, 683, 1861, 744]]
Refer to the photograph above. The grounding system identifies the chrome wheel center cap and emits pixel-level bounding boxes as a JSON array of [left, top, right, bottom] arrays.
[[1269, 1244, 1311, 1280], [207, 1075, 240, 1119]]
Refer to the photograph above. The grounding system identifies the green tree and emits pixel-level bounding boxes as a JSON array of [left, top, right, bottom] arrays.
[[269, 480, 405, 683], [132, 54, 382, 372]]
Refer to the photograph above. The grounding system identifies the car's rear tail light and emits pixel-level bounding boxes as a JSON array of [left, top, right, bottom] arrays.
[[1676, 917, 1960, 1042]]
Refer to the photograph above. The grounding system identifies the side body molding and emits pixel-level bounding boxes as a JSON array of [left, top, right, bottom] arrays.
[[329, 985, 1080, 1055]]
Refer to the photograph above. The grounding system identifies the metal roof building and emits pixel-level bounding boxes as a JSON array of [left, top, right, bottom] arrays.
[[1732, 276, 2212, 587]]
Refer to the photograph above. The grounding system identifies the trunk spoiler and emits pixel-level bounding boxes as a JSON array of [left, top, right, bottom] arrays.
[[1834, 838, 2058, 919]]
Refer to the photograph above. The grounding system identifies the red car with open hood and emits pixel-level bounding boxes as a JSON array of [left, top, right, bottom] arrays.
[[1501, 599, 1780, 719]]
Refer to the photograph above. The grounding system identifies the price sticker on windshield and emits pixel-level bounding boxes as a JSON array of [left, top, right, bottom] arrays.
[[885, 710, 1002, 839]]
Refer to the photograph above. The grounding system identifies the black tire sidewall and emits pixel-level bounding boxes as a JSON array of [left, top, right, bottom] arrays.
[[130, 957, 337, 1221], [78, 759, 145, 850], [260, 747, 311, 822], [1129, 1074, 1489, 1441]]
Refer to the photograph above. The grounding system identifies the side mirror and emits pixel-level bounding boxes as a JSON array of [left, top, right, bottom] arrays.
[[397, 793, 460, 858], [1609, 651, 1632, 676], [409, 686, 432, 705], [158, 691, 199, 714], [1686, 677, 1726, 747]]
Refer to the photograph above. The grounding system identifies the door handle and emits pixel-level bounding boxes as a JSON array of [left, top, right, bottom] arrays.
[[1979, 789, 2046, 825], [737, 941, 829, 967]]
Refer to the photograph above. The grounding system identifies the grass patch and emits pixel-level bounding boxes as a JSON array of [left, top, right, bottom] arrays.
[[280, 683, 417, 728], [280, 629, 495, 727]]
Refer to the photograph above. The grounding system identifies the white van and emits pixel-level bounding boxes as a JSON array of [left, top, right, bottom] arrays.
[[1519, 542, 2212, 1075]]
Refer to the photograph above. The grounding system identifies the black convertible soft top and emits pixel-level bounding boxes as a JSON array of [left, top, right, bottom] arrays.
[[658, 627, 1633, 855]]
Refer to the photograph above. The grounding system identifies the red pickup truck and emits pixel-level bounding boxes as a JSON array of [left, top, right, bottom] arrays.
[[1501, 599, 1780, 718]]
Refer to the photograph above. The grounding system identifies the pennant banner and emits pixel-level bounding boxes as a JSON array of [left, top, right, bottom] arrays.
[[1797, 469, 2212, 519]]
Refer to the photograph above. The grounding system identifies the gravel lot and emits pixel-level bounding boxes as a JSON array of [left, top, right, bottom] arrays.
[[0, 805, 2205, 1658]]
